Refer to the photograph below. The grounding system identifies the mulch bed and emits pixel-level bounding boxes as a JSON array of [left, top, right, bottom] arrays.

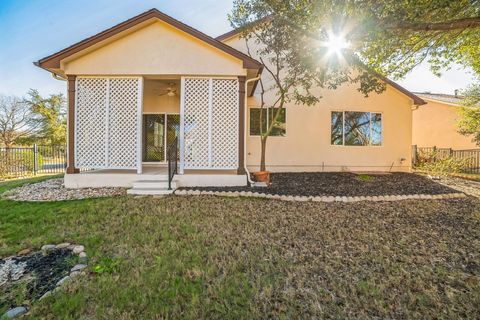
[[181, 172, 457, 197], [0, 249, 74, 309]]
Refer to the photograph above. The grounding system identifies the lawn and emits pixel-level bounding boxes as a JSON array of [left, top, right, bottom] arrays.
[[1, 177, 479, 319]]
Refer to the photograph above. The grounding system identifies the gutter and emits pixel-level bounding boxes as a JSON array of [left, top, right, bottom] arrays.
[[244, 75, 261, 185]]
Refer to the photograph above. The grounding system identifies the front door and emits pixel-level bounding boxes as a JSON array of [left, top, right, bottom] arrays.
[[143, 114, 180, 162]]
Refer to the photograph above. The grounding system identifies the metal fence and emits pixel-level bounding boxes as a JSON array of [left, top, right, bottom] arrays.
[[0, 145, 66, 177], [412, 145, 480, 173]]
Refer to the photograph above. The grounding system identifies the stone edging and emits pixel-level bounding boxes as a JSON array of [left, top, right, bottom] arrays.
[[174, 189, 467, 202], [1, 243, 89, 319]]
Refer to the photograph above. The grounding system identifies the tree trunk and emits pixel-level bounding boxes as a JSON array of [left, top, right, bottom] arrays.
[[260, 135, 267, 172]]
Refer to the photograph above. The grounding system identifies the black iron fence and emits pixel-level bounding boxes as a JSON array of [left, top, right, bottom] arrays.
[[0, 145, 66, 178], [167, 137, 178, 190], [412, 145, 480, 173]]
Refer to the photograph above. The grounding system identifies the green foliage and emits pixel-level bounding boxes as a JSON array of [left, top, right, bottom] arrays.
[[415, 150, 472, 175], [458, 84, 480, 146], [25, 89, 67, 146], [93, 257, 122, 274], [357, 174, 374, 182]]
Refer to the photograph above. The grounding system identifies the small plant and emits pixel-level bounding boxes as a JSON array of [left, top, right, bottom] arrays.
[[357, 174, 374, 182], [92, 257, 122, 274], [415, 150, 473, 175]]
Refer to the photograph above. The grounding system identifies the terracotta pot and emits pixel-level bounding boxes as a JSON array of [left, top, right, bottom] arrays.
[[253, 171, 270, 183]]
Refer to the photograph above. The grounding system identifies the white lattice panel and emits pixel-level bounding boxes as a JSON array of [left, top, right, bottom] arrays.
[[211, 79, 239, 168], [108, 78, 139, 168], [183, 78, 210, 168], [75, 78, 108, 168], [182, 78, 239, 170], [75, 77, 140, 170]]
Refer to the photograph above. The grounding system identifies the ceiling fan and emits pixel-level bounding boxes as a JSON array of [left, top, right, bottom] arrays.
[[158, 83, 178, 97]]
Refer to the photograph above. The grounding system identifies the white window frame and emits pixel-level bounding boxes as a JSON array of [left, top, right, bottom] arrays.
[[248, 107, 287, 137], [330, 110, 383, 147]]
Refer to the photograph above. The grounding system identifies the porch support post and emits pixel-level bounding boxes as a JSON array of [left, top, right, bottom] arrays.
[[237, 76, 246, 175], [66, 75, 79, 174]]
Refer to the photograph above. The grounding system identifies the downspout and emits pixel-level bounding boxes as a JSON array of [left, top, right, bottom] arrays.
[[244, 75, 261, 185]]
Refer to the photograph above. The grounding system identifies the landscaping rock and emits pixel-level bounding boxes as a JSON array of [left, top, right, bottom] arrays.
[[55, 242, 71, 249], [72, 245, 84, 254], [79, 252, 88, 263], [3, 306, 28, 319], [71, 264, 87, 272], [56, 275, 71, 287], [17, 248, 31, 256], [39, 291, 52, 301], [41, 244, 56, 252]]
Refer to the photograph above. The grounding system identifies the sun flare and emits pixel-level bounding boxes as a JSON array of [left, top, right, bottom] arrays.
[[322, 31, 350, 57]]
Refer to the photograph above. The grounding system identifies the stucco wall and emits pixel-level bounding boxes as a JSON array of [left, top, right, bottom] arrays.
[[224, 35, 414, 172], [412, 99, 477, 149], [63, 20, 247, 76]]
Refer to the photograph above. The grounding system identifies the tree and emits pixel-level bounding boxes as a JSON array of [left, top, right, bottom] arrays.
[[0, 95, 37, 147], [230, 0, 480, 171], [458, 84, 480, 146], [25, 89, 67, 145]]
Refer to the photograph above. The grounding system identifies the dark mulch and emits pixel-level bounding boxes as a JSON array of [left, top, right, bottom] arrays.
[[181, 172, 458, 196], [0, 248, 75, 309]]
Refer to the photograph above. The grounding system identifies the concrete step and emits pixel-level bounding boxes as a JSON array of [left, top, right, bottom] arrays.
[[132, 180, 176, 189], [127, 188, 174, 196]]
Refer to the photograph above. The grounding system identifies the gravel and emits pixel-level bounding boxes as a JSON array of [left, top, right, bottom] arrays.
[[2, 178, 126, 201], [181, 172, 457, 197]]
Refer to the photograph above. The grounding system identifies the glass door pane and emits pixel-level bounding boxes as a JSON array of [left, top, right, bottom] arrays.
[[144, 114, 165, 162], [166, 114, 180, 160]]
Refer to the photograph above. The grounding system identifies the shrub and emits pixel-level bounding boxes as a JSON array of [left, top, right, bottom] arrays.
[[415, 150, 472, 175]]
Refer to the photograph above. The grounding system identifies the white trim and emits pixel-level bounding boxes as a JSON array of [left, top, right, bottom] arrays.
[[179, 77, 185, 174], [137, 77, 144, 174], [105, 78, 110, 167], [73, 79, 78, 168]]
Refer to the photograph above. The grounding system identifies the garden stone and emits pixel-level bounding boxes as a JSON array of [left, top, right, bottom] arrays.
[[39, 291, 52, 301], [70, 271, 82, 278], [41, 244, 56, 252], [56, 276, 71, 287], [3, 306, 28, 318], [17, 248, 31, 256], [56, 242, 71, 249], [71, 264, 87, 272], [72, 245, 84, 254], [79, 252, 88, 263]]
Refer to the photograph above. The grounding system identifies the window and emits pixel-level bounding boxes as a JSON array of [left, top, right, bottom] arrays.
[[250, 108, 286, 136], [331, 111, 382, 146]]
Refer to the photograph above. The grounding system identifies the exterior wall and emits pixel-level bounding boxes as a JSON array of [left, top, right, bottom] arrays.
[[62, 21, 247, 77], [224, 35, 414, 172], [412, 99, 477, 149]]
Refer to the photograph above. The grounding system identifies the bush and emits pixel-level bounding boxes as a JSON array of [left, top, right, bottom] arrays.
[[415, 150, 472, 175]]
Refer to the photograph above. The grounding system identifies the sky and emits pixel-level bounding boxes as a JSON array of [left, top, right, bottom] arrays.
[[0, 0, 476, 98]]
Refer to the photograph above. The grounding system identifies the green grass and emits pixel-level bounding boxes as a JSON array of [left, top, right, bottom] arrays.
[[357, 174, 374, 182], [0, 176, 479, 319]]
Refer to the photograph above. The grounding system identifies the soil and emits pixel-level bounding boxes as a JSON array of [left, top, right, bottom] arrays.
[[0, 248, 75, 310], [181, 172, 458, 196]]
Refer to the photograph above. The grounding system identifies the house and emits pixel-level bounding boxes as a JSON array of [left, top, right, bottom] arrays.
[[412, 92, 477, 150], [36, 9, 426, 193]]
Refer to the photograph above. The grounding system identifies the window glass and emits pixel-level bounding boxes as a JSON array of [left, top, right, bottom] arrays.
[[270, 108, 286, 136], [344, 112, 371, 146], [331, 111, 382, 146], [371, 113, 382, 146], [331, 111, 343, 145]]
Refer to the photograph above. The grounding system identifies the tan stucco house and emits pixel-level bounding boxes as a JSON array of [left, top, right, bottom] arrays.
[[412, 92, 478, 149], [36, 9, 426, 194]]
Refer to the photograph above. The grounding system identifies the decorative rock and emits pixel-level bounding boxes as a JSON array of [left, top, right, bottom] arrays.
[[334, 196, 341, 202], [72, 245, 84, 254], [78, 252, 88, 263], [71, 264, 87, 272], [17, 248, 31, 256], [41, 244, 56, 252], [70, 271, 81, 278], [56, 276, 71, 287], [39, 291, 52, 300], [3, 306, 28, 318], [55, 242, 71, 249]]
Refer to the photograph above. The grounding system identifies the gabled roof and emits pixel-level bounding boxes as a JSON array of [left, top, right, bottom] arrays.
[[35, 9, 262, 70], [414, 92, 463, 105]]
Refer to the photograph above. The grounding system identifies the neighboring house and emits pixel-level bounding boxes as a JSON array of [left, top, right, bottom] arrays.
[[36, 9, 425, 192], [412, 92, 477, 149]]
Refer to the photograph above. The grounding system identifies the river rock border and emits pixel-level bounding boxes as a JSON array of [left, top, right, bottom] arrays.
[[174, 189, 467, 202], [1, 243, 88, 319]]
